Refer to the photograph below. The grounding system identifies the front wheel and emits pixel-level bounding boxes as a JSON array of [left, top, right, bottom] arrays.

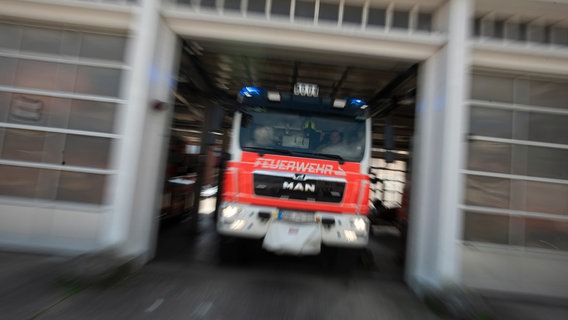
[[322, 246, 361, 273], [218, 235, 239, 265], [217, 235, 259, 265]]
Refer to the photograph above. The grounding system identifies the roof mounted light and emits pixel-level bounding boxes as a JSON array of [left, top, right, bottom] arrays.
[[333, 99, 347, 108], [267, 91, 281, 101], [239, 86, 262, 97], [294, 83, 319, 97], [349, 98, 367, 109]]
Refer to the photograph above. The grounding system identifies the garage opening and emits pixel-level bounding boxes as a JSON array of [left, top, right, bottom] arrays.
[[154, 37, 418, 276]]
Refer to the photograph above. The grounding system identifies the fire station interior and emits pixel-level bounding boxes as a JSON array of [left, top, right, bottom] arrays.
[[155, 38, 418, 275]]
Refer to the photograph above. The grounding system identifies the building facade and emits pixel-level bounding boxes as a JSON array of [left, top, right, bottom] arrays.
[[1, 0, 567, 298]]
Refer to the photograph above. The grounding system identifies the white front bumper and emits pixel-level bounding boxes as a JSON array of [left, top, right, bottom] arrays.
[[217, 203, 369, 254]]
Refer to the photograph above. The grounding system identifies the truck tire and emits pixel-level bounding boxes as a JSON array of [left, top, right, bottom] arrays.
[[217, 235, 258, 265], [322, 246, 361, 274], [218, 235, 240, 265]]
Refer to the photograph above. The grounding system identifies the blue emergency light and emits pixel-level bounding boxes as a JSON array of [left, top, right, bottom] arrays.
[[348, 98, 367, 108], [237, 85, 370, 118], [240, 86, 262, 97]]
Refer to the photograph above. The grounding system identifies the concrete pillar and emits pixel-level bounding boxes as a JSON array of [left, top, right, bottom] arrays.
[[103, 0, 180, 261], [405, 0, 472, 295]]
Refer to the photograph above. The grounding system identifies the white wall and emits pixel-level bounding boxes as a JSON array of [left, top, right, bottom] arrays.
[[124, 21, 180, 262], [103, 0, 180, 261], [462, 245, 568, 298], [0, 1, 133, 255], [0, 203, 108, 254], [405, 0, 472, 295], [406, 48, 451, 291]]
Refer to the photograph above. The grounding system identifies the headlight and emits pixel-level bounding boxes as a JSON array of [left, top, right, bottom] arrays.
[[222, 205, 240, 219], [352, 217, 367, 232], [344, 230, 357, 242], [230, 220, 246, 230]]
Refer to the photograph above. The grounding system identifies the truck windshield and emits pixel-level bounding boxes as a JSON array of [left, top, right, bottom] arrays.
[[239, 108, 367, 162]]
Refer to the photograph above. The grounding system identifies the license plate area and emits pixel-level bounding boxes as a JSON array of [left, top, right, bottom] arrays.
[[278, 210, 315, 224]]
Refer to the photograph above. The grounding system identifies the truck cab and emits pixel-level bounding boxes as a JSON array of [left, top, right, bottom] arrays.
[[217, 84, 372, 258]]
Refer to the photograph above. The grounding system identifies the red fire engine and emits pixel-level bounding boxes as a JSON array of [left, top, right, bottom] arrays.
[[216, 84, 373, 263]]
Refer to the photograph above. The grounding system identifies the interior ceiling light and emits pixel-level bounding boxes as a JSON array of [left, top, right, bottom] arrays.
[[189, 41, 203, 55], [218, 63, 232, 72], [217, 83, 229, 90]]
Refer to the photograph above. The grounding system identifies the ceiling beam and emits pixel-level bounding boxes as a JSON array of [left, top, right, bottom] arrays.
[[330, 66, 351, 98], [291, 61, 299, 92], [369, 63, 418, 118], [182, 40, 232, 102]]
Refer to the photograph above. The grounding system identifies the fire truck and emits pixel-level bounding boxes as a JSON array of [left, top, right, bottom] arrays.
[[217, 83, 372, 264]]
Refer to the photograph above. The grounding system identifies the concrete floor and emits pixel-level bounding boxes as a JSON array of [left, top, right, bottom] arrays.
[[114, 199, 432, 320], [2, 199, 434, 320], [3, 197, 567, 319]]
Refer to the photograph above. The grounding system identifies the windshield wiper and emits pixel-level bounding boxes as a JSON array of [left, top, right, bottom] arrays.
[[242, 146, 293, 156], [242, 147, 345, 164], [293, 151, 345, 164]]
